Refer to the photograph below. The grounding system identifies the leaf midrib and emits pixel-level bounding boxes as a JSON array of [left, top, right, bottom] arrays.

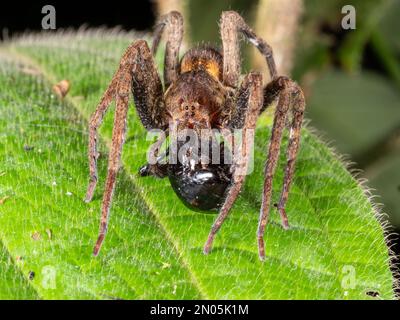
[[4, 47, 208, 299]]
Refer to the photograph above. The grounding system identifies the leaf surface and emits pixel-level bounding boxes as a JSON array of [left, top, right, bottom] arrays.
[[0, 32, 395, 299]]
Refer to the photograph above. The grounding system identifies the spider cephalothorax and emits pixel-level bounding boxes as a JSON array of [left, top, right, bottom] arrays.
[[165, 68, 226, 130], [85, 10, 305, 261]]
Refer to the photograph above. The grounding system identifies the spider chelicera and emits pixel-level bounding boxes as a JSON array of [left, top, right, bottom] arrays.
[[84, 10, 305, 261]]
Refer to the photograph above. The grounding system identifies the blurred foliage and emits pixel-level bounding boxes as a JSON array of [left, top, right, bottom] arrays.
[[186, 0, 400, 229], [295, 0, 400, 228]]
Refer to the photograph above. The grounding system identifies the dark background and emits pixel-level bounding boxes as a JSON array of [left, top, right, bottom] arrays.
[[0, 1, 156, 41]]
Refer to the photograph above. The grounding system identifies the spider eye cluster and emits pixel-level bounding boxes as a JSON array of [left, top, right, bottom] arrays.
[[178, 101, 202, 119], [181, 102, 199, 110]]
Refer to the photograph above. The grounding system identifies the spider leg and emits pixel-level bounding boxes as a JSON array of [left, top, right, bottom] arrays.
[[257, 76, 305, 261], [93, 82, 129, 256], [139, 162, 168, 178], [220, 10, 277, 88], [86, 40, 164, 256], [259, 76, 284, 114], [275, 81, 305, 227], [84, 77, 118, 203], [219, 10, 305, 260], [85, 39, 164, 202], [152, 10, 183, 88], [139, 131, 169, 179], [203, 72, 263, 255]]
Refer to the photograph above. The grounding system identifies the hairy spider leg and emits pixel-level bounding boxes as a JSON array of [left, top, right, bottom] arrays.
[[85, 40, 165, 256]]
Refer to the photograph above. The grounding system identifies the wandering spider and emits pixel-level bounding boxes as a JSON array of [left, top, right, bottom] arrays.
[[84, 11, 305, 261]]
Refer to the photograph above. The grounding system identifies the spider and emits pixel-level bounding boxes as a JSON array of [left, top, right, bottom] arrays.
[[84, 10, 305, 261]]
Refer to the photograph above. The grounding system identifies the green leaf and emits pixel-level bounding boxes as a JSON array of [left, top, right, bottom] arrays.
[[0, 32, 395, 299], [0, 240, 38, 299]]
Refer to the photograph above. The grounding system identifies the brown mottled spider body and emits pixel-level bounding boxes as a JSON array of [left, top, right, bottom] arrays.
[[165, 64, 226, 131], [85, 11, 305, 261]]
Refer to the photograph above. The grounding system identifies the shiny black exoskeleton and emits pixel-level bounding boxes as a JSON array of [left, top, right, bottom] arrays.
[[168, 161, 231, 212], [140, 140, 232, 212], [169, 139, 233, 211]]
